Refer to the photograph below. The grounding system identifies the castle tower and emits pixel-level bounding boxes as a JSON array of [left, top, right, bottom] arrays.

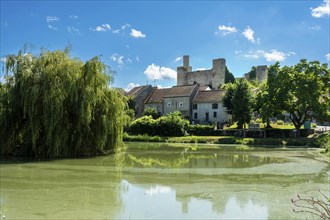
[[256, 65, 267, 82], [177, 55, 192, 86], [211, 58, 226, 89]]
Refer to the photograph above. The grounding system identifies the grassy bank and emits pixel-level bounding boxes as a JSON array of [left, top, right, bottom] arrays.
[[123, 133, 322, 148]]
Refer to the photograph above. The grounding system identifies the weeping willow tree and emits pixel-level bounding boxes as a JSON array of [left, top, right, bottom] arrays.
[[0, 48, 128, 158]]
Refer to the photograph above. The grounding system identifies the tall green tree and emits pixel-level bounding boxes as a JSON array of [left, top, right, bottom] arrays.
[[271, 60, 330, 136], [231, 78, 254, 129], [255, 63, 281, 128], [222, 82, 235, 115], [225, 67, 235, 84], [0, 48, 128, 157]]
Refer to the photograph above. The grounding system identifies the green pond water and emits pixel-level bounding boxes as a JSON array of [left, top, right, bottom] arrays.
[[0, 142, 329, 219]]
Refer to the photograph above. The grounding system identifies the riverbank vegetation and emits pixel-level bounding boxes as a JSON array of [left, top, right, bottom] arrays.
[[123, 133, 327, 148], [0, 48, 128, 158], [222, 60, 330, 137]]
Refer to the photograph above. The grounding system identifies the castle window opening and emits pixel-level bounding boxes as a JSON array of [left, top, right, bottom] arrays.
[[213, 112, 217, 118], [212, 103, 218, 109], [167, 102, 171, 108], [193, 104, 197, 110], [194, 112, 197, 119], [179, 102, 183, 107]]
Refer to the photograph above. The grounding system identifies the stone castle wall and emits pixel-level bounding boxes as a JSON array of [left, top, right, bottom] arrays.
[[177, 56, 225, 89]]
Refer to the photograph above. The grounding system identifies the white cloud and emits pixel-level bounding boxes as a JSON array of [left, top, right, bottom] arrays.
[[0, 57, 7, 63], [48, 25, 58, 31], [121, 24, 131, 30], [218, 25, 237, 36], [126, 57, 132, 63], [97, 24, 111, 31], [326, 53, 330, 61], [110, 53, 124, 65], [136, 56, 140, 62], [242, 49, 295, 62], [311, 0, 330, 18], [125, 82, 140, 92], [264, 50, 286, 62], [67, 26, 82, 35], [156, 84, 171, 89], [46, 16, 59, 22], [130, 29, 146, 38], [69, 15, 78, 19], [242, 26, 257, 43], [174, 57, 182, 62], [309, 25, 321, 30], [144, 64, 176, 80], [196, 68, 207, 71], [112, 29, 120, 34]]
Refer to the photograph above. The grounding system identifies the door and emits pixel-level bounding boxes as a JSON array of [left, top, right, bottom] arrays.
[[205, 112, 209, 122]]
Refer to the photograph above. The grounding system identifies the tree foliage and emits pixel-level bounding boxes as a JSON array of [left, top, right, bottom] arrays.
[[225, 67, 235, 84], [129, 111, 189, 137], [0, 48, 128, 157], [231, 79, 254, 129], [222, 79, 254, 129], [142, 107, 159, 119], [268, 60, 330, 136], [255, 64, 281, 127], [222, 82, 235, 115]]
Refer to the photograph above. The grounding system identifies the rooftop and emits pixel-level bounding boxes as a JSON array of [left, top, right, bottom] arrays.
[[192, 90, 224, 103], [145, 84, 197, 103]]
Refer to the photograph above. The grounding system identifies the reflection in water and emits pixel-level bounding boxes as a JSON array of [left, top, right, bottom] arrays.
[[0, 143, 329, 219], [219, 197, 268, 219], [118, 180, 268, 219]]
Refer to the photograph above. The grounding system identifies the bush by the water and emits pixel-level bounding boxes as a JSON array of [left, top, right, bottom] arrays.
[[187, 124, 214, 136], [129, 111, 189, 137], [0, 48, 128, 158]]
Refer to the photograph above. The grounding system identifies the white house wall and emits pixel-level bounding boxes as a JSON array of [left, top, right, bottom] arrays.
[[192, 103, 227, 124]]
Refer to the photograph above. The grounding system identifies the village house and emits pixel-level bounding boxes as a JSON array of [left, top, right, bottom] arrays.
[[126, 85, 154, 117], [144, 84, 198, 119], [192, 90, 227, 127]]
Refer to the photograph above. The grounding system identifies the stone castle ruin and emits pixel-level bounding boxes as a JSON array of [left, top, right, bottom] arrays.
[[244, 65, 268, 82], [177, 55, 226, 89]]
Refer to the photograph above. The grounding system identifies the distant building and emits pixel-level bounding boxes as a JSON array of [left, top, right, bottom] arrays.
[[192, 90, 227, 127], [177, 55, 226, 89], [244, 65, 268, 82], [144, 84, 198, 119], [126, 85, 154, 117]]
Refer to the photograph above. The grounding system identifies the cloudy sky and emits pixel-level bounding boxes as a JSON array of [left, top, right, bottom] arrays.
[[1, 1, 329, 91]]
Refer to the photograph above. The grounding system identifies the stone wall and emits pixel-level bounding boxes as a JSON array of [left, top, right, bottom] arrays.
[[177, 56, 225, 89]]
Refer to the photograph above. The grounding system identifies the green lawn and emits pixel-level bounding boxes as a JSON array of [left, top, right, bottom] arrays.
[[225, 122, 297, 130]]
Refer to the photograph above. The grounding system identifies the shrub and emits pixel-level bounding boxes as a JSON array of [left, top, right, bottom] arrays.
[[276, 120, 284, 125], [255, 118, 263, 123], [129, 116, 156, 136], [188, 124, 214, 136], [156, 111, 189, 136], [129, 111, 189, 137]]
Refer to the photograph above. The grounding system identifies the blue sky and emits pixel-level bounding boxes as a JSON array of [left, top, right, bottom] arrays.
[[1, 0, 329, 91]]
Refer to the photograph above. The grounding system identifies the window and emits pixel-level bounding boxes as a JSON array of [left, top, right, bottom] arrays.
[[193, 104, 197, 110], [213, 112, 217, 118], [178, 102, 183, 107], [167, 102, 171, 108], [212, 103, 218, 109], [194, 113, 198, 119]]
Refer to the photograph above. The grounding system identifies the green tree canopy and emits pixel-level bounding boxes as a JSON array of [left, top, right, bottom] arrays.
[[225, 67, 235, 84], [270, 60, 330, 136], [232, 78, 254, 129], [143, 107, 159, 119], [0, 48, 128, 157], [222, 82, 235, 115]]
